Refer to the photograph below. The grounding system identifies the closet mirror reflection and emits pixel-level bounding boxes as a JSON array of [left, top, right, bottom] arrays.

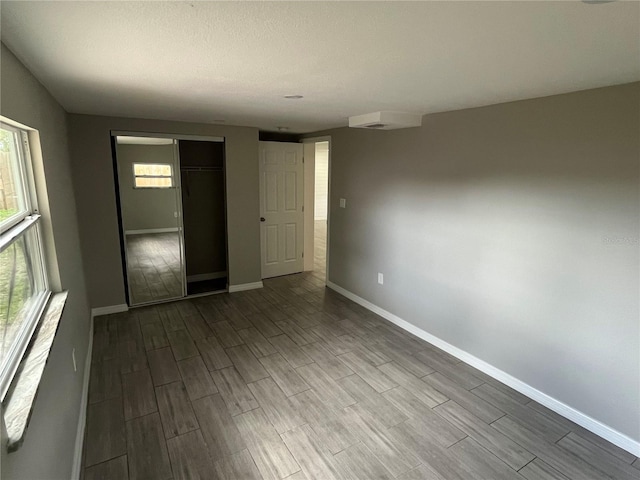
[[113, 134, 227, 307]]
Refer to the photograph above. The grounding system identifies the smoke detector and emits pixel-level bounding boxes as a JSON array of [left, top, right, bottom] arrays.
[[349, 111, 422, 130]]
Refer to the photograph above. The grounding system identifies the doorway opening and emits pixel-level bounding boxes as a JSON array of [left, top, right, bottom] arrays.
[[302, 138, 330, 284], [313, 141, 329, 281]]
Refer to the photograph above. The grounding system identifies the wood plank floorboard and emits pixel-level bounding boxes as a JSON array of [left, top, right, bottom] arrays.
[[556, 432, 640, 480], [147, 346, 181, 386], [211, 320, 244, 348], [82, 270, 636, 480], [84, 397, 127, 467], [300, 340, 354, 380], [295, 362, 356, 409], [226, 343, 270, 383], [334, 441, 395, 480], [177, 355, 218, 401], [259, 352, 310, 397], [280, 424, 343, 480], [337, 373, 407, 429], [234, 407, 301, 479], [121, 369, 157, 420], [471, 383, 569, 442], [84, 455, 129, 480], [192, 394, 246, 462], [337, 350, 398, 392], [342, 403, 421, 477], [290, 388, 358, 455], [166, 328, 199, 361], [379, 362, 447, 407], [126, 233, 183, 305], [211, 366, 260, 416], [126, 412, 173, 480], [381, 386, 467, 447], [519, 458, 572, 480], [247, 377, 305, 434], [527, 399, 638, 465], [434, 399, 535, 470], [155, 381, 199, 438], [166, 430, 216, 480], [214, 449, 263, 479], [88, 358, 122, 405]]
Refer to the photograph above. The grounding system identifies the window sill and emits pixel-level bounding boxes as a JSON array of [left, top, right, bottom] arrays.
[[2, 291, 68, 453]]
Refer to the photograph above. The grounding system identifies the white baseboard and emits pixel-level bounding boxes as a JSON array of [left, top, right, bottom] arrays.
[[90, 304, 129, 318], [187, 271, 227, 282], [326, 281, 640, 456], [125, 228, 179, 235], [71, 316, 94, 479], [228, 281, 264, 293]]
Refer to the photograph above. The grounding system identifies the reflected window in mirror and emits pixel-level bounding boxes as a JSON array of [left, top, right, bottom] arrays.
[[133, 163, 173, 188]]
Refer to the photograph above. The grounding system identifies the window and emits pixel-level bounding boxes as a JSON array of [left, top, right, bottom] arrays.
[[133, 163, 173, 188], [0, 122, 50, 400]]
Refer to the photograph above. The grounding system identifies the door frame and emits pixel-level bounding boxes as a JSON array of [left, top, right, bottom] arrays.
[[300, 136, 332, 285]]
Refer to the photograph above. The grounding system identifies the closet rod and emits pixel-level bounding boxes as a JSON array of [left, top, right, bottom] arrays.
[[180, 166, 224, 172]]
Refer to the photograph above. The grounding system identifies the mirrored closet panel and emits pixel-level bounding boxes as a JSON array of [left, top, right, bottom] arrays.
[[113, 134, 227, 306]]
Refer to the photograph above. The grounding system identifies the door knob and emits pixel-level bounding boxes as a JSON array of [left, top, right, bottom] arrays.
[[260, 217, 266, 222]]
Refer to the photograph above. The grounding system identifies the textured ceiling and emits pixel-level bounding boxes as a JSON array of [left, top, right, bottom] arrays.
[[1, 1, 638, 133]]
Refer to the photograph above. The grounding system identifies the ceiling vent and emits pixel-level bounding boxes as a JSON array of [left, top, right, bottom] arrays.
[[349, 111, 422, 130]]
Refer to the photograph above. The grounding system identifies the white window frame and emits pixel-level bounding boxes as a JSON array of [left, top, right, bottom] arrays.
[[132, 162, 174, 189], [0, 120, 51, 400]]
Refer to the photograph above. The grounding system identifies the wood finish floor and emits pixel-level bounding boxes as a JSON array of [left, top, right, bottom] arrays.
[[126, 233, 183, 305], [82, 270, 639, 479], [313, 220, 326, 277]]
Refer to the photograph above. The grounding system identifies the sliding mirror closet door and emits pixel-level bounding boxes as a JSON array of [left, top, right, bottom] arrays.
[[114, 136, 185, 305]]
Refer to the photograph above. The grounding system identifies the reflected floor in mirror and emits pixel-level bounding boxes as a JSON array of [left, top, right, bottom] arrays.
[[126, 232, 183, 305]]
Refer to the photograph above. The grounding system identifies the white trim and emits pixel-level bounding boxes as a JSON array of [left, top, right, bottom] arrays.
[[111, 131, 224, 143], [0, 215, 40, 252], [325, 138, 331, 284], [187, 271, 227, 282], [326, 281, 640, 456], [71, 317, 93, 479], [302, 142, 315, 272], [228, 281, 264, 293], [124, 228, 179, 235], [90, 304, 129, 318]]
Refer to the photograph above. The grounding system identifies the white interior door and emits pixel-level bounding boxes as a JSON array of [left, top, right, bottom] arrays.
[[259, 141, 304, 278]]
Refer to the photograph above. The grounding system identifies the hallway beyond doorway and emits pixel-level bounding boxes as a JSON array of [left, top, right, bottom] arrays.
[[314, 219, 326, 281]]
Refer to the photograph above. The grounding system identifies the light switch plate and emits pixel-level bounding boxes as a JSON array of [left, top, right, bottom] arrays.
[[378, 273, 384, 285], [340, 198, 346, 208]]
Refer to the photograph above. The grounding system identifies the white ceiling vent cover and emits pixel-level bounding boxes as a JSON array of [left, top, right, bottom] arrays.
[[348, 111, 422, 130]]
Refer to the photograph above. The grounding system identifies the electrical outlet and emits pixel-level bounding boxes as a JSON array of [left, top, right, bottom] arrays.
[[378, 272, 384, 285], [72, 348, 77, 372], [339, 198, 346, 208]]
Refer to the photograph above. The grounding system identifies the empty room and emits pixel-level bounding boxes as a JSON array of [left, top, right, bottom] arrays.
[[0, 1, 638, 479]]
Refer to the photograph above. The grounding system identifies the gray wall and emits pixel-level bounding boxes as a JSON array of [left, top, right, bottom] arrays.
[[0, 43, 91, 479], [68, 115, 261, 308], [323, 83, 639, 441], [116, 143, 179, 232]]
